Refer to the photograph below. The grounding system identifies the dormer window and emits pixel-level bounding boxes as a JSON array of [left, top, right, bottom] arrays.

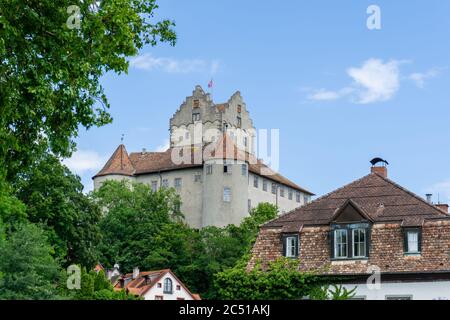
[[334, 229, 348, 258], [283, 234, 299, 258], [404, 228, 421, 255], [332, 226, 369, 259]]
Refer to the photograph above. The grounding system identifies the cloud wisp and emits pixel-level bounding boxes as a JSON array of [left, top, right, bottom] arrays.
[[63, 150, 106, 176], [130, 53, 220, 75], [306, 59, 443, 104]]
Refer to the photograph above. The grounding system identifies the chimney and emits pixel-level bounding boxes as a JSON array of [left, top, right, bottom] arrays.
[[436, 204, 449, 214], [371, 166, 387, 178], [132, 267, 139, 280], [426, 194, 433, 204]]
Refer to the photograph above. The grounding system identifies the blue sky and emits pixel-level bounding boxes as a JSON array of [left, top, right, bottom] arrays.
[[68, 0, 450, 203]]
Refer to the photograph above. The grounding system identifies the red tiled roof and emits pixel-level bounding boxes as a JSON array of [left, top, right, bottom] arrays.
[[93, 136, 313, 194], [114, 269, 200, 300], [94, 144, 135, 177], [264, 172, 450, 229]]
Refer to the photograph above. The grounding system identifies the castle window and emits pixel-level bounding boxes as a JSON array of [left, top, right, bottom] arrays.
[[162, 179, 169, 188], [174, 178, 182, 190], [192, 113, 201, 122], [404, 228, 421, 255], [280, 187, 285, 197], [151, 181, 158, 192], [185, 132, 190, 139], [241, 164, 247, 176], [163, 278, 173, 294], [288, 189, 293, 200], [224, 163, 232, 174], [237, 105, 242, 113], [223, 187, 231, 202], [263, 179, 268, 192], [237, 116, 242, 128], [271, 183, 277, 195], [194, 174, 202, 182], [283, 234, 299, 258], [296, 192, 301, 203], [193, 99, 200, 108], [206, 164, 213, 175], [253, 176, 259, 188]]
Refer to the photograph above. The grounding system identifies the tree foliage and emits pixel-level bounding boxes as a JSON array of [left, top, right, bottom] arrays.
[[0, 222, 61, 300], [214, 258, 354, 300], [0, 0, 176, 180], [13, 154, 102, 268]]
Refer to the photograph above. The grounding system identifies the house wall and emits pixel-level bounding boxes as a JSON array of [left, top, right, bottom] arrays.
[[143, 272, 195, 300], [248, 221, 450, 274], [247, 173, 307, 215], [342, 280, 450, 300]]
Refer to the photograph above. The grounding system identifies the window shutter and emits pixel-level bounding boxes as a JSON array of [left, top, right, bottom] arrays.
[[282, 235, 287, 257], [329, 230, 334, 259], [366, 228, 371, 258], [418, 229, 422, 253], [403, 230, 408, 252], [295, 236, 299, 257]]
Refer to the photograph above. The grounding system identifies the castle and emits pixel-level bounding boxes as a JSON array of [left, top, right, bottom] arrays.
[[93, 86, 313, 228]]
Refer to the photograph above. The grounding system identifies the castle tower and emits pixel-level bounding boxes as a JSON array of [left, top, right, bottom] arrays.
[[201, 134, 249, 228], [169, 85, 256, 154]]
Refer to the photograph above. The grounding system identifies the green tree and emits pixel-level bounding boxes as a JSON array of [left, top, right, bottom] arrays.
[[94, 180, 183, 272], [0, 222, 61, 300], [0, 0, 176, 181], [13, 154, 102, 267]]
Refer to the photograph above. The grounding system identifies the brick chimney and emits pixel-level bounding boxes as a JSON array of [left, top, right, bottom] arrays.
[[132, 267, 140, 280], [371, 166, 387, 178], [436, 204, 449, 214]]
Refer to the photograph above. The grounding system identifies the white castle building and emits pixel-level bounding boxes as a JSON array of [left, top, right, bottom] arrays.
[[93, 86, 313, 228]]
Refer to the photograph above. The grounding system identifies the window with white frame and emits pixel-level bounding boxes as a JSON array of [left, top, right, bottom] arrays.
[[334, 229, 348, 258], [280, 187, 285, 197], [223, 163, 232, 174], [162, 179, 169, 188], [288, 189, 293, 200], [271, 183, 277, 195], [206, 164, 213, 175], [353, 229, 366, 258], [194, 174, 202, 182], [405, 229, 421, 254], [296, 192, 301, 203], [163, 278, 173, 294], [223, 187, 231, 202], [263, 179, 268, 191], [283, 235, 299, 258], [151, 180, 158, 192]]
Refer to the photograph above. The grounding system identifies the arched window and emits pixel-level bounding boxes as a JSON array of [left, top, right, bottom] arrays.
[[163, 278, 173, 293]]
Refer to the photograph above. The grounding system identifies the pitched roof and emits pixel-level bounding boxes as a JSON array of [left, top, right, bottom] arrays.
[[113, 269, 200, 300], [94, 144, 135, 177], [264, 172, 449, 230], [93, 137, 313, 194]]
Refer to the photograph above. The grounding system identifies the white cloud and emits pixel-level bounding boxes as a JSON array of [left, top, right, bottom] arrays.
[[130, 53, 220, 74], [306, 59, 444, 105], [63, 150, 106, 175], [347, 59, 401, 104], [155, 139, 170, 152], [427, 180, 450, 203], [408, 67, 442, 88]]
